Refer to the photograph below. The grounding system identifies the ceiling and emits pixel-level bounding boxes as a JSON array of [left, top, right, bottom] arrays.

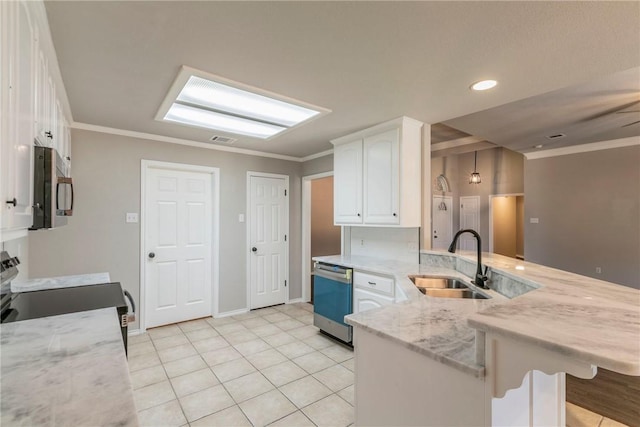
[[44, 1, 640, 159]]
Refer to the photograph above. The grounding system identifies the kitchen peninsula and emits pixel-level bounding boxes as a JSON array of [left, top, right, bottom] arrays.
[[313, 251, 640, 426]]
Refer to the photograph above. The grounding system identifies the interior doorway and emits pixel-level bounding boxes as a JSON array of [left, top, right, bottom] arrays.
[[432, 195, 453, 250], [489, 194, 525, 259], [247, 172, 289, 310], [459, 196, 480, 251], [140, 160, 219, 331], [301, 172, 341, 303]]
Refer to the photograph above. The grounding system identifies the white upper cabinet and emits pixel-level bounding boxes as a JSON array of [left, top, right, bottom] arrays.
[[334, 139, 363, 224], [1, 0, 71, 240], [1, 0, 36, 234], [363, 128, 400, 225], [331, 117, 422, 227]]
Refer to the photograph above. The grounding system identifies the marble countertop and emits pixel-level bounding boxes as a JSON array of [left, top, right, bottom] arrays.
[[314, 254, 505, 377], [459, 251, 640, 376], [314, 251, 640, 378], [0, 308, 138, 426], [12, 272, 111, 293]]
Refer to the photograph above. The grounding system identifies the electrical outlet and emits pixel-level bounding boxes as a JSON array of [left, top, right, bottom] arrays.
[[125, 213, 138, 223], [595, 267, 602, 274], [530, 217, 539, 224], [238, 214, 245, 223]]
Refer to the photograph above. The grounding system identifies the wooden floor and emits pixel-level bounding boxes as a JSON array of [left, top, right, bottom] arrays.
[[567, 368, 640, 427]]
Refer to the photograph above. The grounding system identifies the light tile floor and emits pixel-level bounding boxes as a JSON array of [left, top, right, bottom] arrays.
[[128, 303, 354, 427]]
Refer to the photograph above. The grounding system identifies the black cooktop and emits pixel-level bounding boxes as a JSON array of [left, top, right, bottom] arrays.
[[1, 282, 126, 324]]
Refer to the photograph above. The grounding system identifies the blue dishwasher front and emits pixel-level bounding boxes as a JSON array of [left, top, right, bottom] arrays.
[[313, 263, 353, 344]]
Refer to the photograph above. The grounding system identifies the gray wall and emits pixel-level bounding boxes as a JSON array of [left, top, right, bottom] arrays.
[[28, 129, 304, 327], [302, 154, 333, 176], [431, 148, 525, 251], [311, 177, 341, 258], [525, 145, 640, 288]]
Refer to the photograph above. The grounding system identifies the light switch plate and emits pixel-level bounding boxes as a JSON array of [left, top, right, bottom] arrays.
[[530, 217, 539, 224], [126, 213, 139, 223], [238, 214, 245, 223]]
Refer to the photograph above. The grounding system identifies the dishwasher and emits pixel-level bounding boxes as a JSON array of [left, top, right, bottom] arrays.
[[313, 262, 353, 344]]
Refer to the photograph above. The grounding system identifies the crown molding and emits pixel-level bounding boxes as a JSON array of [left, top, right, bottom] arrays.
[[523, 136, 640, 160], [70, 122, 313, 162], [300, 149, 333, 162]]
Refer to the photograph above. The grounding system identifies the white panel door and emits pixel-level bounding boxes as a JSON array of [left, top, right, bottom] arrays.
[[459, 196, 480, 251], [145, 165, 212, 328], [363, 129, 399, 224], [333, 139, 363, 224], [432, 196, 453, 250], [249, 175, 288, 309]]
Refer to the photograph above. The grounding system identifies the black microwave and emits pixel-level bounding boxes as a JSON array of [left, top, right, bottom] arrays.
[[30, 146, 73, 230]]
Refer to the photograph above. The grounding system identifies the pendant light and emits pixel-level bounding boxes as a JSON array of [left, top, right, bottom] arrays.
[[469, 151, 481, 184]]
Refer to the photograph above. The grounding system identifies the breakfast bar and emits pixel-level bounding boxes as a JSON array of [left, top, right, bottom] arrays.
[[314, 251, 640, 426]]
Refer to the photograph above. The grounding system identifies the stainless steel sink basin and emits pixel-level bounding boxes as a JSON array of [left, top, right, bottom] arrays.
[[408, 275, 490, 299], [409, 276, 468, 289]]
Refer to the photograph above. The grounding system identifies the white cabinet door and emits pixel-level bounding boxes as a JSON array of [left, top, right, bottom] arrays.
[[363, 129, 399, 225], [353, 287, 394, 315], [334, 139, 363, 225], [1, 0, 35, 232], [34, 48, 49, 145]]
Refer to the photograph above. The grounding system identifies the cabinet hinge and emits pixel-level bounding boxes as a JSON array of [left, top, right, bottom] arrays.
[[284, 189, 287, 196], [284, 235, 287, 242], [285, 280, 287, 287]]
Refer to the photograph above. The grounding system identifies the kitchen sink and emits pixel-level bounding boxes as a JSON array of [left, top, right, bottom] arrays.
[[410, 276, 468, 289], [408, 275, 490, 299]]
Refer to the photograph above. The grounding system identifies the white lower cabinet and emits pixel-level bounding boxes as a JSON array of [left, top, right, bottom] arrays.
[[353, 270, 395, 315], [353, 288, 394, 314]]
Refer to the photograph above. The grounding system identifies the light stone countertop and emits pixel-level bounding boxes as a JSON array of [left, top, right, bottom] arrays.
[[460, 251, 640, 376], [12, 272, 111, 293], [314, 254, 505, 377], [314, 251, 640, 378], [0, 308, 138, 426]]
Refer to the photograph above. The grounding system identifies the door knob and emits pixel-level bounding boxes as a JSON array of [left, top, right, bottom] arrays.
[[251, 247, 257, 252], [148, 252, 155, 259]]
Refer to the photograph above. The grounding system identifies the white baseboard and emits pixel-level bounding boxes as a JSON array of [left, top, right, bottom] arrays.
[[216, 308, 249, 318], [128, 329, 142, 336], [287, 298, 304, 304]]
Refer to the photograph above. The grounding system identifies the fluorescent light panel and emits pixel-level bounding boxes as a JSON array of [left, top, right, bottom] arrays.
[[165, 103, 286, 139], [178, 76, 320, 127], [160, 71, 327, 139]]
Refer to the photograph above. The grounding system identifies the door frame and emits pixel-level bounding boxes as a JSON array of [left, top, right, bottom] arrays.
[[301, 171, 335, 303], [140, 160, 220, 332], [488, 193, 524, 253], [431, 195, 453, 250], [246, 171, 290, 310]]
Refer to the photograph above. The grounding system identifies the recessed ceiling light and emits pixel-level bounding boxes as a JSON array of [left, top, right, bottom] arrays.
[[470, 80, 498, 91], [156, 66, 331, 139]]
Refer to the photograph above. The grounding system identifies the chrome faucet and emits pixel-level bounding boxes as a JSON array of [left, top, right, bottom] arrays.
[[447, 229, 489, 289]]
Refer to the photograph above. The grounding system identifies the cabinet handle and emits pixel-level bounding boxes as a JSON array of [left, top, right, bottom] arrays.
[[393, 213, 397, 217], [357, 213, 361, 217], [66, 156, 71, 161], [6, 198, 17, 206], [368, 281, 376, 286], [45, 131, 53, 139]]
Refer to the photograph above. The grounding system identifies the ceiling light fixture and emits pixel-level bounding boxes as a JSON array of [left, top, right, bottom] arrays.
[[470, 80, 498, 91], [469, 151, 481, 184], [156, 66, 331, 139]]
